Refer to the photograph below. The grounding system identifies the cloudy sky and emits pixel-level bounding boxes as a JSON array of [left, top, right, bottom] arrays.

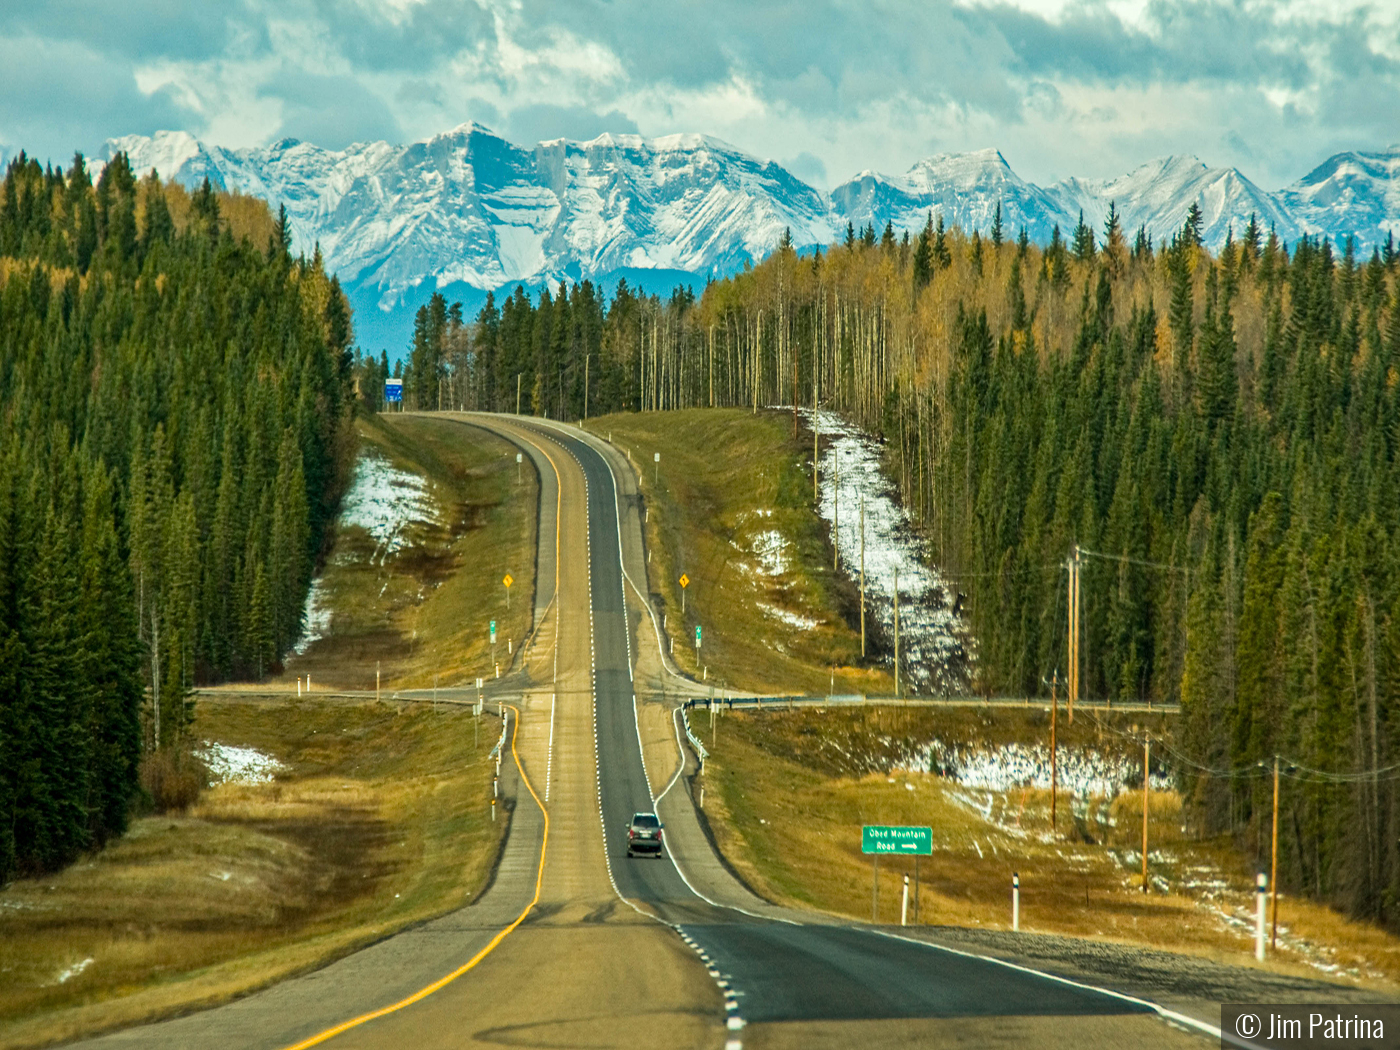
[[2, 0, 1398, 189]]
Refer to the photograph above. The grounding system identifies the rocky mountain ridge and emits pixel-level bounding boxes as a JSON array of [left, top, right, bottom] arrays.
[[98, 126, 1400, 347]]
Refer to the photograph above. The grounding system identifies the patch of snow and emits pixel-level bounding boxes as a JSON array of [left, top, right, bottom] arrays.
[[54, 958, 92, 984], [921, 738, 1172, 796], [196, 741, 285, 785], [759, 603, 821, 630], [803, 408, 974, 694], [750, 528, 790, 576], [338, 448, 439, 563], [292, 576, 332, 655], [290, 445, 440, 653]]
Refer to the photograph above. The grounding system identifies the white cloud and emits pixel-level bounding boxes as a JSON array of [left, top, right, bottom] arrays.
[[2, 0, 1399, 193]]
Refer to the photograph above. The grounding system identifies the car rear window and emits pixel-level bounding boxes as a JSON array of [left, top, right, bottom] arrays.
[[633, 815, 659, 828]]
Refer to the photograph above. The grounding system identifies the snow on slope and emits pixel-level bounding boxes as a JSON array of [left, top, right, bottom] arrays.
[[1055, 155, 1302, 248], [110, 125, 835, 313], [808, 408, 973, 695], [832, 148, 1075, 244], [1278, 147, 1400, 247]]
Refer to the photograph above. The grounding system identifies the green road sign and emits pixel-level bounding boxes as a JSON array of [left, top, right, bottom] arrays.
[[695, 624, 702, 645], [862, 825, 932, 855]]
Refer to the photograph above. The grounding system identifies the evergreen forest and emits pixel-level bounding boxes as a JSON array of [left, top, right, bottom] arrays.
[[372, 209, 1400, 927], [0, 152, 354, 882]]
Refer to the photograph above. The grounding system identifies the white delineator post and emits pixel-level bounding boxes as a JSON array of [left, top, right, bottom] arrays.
[[1013, 873, 1020, 932], [1255, 873, 1267, 961], [901, 875, 910, 926]]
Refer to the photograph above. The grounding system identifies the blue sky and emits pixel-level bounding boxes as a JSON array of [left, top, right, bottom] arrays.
[[2, 0, 1398, 188]]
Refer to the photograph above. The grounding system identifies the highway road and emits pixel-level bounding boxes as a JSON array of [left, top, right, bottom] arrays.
[[67, 414, 1211, 1050]]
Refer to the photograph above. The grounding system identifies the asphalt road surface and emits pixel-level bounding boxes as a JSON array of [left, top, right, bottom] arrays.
[[66, 415, 1210, 1050]]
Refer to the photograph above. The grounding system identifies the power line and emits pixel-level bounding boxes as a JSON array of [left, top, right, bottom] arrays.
[[1076, 545, 1192, 575], [1090, 716, 1400, 783]]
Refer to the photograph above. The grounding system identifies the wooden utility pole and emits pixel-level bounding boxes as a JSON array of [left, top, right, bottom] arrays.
[[1271, 755, 1281, 948], [1067, 546, 1081, 724], [1142, 736, 1150, 892], [584, 353, 590, 420], [859, 497, 866, 658], [1049, 670, 1058, 834], [516, 373, 522, 415]]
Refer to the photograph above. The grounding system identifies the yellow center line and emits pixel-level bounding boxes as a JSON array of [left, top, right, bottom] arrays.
[[280, 417, 567, 1050], [280, 702, 549, 1049]]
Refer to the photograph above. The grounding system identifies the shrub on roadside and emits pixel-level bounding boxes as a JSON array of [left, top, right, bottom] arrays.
[[139, 747, 210, 813]]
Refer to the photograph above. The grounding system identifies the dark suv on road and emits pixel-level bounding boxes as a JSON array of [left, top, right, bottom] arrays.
[[627, 812, 664, 857]]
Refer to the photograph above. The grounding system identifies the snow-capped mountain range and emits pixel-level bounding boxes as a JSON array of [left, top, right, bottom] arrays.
[[98, 125, 1400, 348]]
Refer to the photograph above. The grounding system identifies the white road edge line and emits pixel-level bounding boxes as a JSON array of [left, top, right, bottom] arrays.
[[545, 691, 555, 802], [874, 930, 1225, 1042], [653, 705, 687, 804]]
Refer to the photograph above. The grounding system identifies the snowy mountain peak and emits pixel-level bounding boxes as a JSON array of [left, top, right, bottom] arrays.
[[98, 126, 1400, 347]]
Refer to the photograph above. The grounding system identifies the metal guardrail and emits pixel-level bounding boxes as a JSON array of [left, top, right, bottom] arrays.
[[680, 694, 1180, 714], [680, 706, 709, 764], [487, 704, 508, 760]]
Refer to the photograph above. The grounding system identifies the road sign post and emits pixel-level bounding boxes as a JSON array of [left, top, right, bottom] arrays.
[[695, 623, 701, 654], [516, 452, 523, 484], [490, 620, 497, 672], [385, 378, 403, 409], [653, 451, 660, 485], [862, 826, 931, 926], [503, 572, 513, 611], [861, 825, 933, 855]]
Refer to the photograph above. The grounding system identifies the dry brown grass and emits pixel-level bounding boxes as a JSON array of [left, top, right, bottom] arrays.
[[587, 409, 891, 696], [0, 695, 505, 1048], [277, 412, 537, 692], [699, 706, 1400, 990]]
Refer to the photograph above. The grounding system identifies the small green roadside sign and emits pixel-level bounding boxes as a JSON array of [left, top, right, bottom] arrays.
[[862, 825, 932, 855]]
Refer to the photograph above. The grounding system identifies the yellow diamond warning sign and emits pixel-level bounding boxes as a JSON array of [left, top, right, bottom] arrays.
[[679, 573, 689, 588], [503, 574, 514, 588]]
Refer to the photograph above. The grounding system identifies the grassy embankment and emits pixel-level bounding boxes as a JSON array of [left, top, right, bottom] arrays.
[[699, 706, 1400, 987], [0, 414, 537, 1047], [591, 408, 1400, 984], [586, 408, 892, 696], [277, 411, 538, 691]]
